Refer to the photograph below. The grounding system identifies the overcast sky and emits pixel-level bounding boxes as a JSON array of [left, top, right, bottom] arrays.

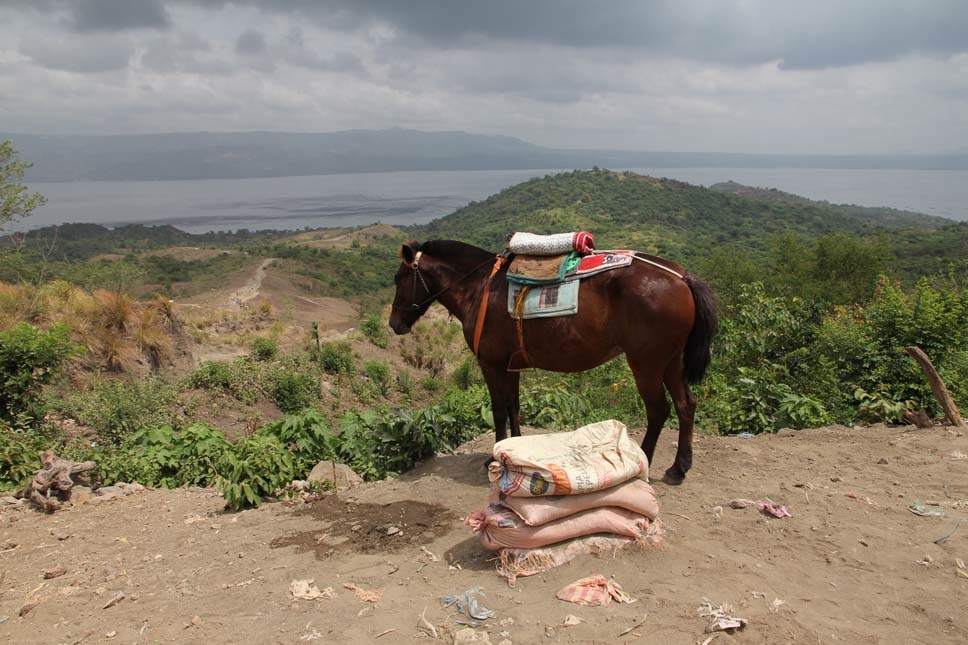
[[1, 0, 966, 154]]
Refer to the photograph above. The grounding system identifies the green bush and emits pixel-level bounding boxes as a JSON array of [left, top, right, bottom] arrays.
[[257, 408, 337, 473], [360, 314, 388, 349], [216, 434, 298, 510], [0, 424, 45, 490], [250, 336, 278, 361], [188, 359, 262, 404], [364, 360, 390, 396], [266, 368, 317, 413], [0, 323, 78, 426], [56, 377, 179, 445], [318, 341, 355, 375]]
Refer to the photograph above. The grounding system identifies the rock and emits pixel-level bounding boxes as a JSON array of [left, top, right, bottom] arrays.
[[70, 486, 93, 505], [307, 461, 363, 491], [386, 526, 401, 536], [289, 480, 309, 492], [454, 627, 491, 645], [0, 496, 19, 505], [126, 482, 146, 493], [97, 486, 125, 498], [830, 476, 842, 482], [877, 457, 889, 465], [43, 566, 67, 579]]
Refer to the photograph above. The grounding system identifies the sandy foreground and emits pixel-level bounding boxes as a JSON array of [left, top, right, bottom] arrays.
[[1, 424, 966, 644]]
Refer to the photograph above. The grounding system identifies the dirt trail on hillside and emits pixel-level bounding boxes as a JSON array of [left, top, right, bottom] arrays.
[[2, 424, 967, 644], [232, 258, 275, 309]]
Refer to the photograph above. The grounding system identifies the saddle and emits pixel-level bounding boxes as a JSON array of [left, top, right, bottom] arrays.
[[498, 232, 635, 369]]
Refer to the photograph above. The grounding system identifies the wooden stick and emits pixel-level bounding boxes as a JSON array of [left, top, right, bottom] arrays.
[[905, 347, 965, 427]]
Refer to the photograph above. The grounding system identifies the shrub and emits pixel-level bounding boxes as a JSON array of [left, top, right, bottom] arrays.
[[216, 434, 298, 510], [188, 358, 262, 404], [364, 360, 390, 396], [56, 376, 179, 445], [266, 368, 317, 413], [318, 341, 355, 374], [257, 409, 338, 473], [360, 314, 388, 348], [0, 424, 45, 489], [0, 323, 79, 426], [250, 336, 278, 361]]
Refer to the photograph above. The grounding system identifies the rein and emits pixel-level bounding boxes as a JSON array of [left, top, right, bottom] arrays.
[[393, 253, 506, 347]]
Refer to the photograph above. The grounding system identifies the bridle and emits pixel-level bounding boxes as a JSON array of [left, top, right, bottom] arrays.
[[392, 250, 504, 313]]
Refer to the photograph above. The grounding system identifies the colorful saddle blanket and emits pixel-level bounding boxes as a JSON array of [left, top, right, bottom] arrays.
[[508, 281, 579, 319], [506, 251, 634, 286], [505, 251, 635, 319]]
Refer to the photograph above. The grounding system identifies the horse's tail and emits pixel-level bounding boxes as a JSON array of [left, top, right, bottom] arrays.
[[682, 273, 718, 384]]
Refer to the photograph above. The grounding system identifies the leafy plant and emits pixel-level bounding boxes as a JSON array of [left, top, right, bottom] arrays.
[[364, 360, 391, 396], [318, 341, 355, 374], [0, 323, 79, 426], [216, 434, 298, 510], [360, 313, 388, 348], [250, 336, 278, 361]]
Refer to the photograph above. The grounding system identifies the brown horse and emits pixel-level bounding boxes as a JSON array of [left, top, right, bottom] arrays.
[[389, 240, 717, 484]]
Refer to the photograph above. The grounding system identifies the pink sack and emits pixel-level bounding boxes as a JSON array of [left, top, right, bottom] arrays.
[[490, 478, 659, 526], [467, 504, 652, 551]]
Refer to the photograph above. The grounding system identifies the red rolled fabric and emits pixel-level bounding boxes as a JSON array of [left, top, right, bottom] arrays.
[[572, 231, 596, 254]]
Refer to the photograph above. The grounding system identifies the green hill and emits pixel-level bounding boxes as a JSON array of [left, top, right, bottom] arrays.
[[708, 180, 950, 229], [417, 169, 963, 280]]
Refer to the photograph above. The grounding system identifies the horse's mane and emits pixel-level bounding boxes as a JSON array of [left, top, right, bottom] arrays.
[[415, 239, 494, 269]]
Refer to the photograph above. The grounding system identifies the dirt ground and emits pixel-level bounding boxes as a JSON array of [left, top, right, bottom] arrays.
[[2, 424, 966, 644]]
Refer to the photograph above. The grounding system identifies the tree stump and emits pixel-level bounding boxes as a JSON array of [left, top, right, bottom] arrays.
[[905, 346, 965, 427], [18, 450, 96, 513]]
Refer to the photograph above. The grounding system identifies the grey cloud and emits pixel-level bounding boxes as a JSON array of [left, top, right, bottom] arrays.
[[19, 34, 135, 73], [68, 0, 171, 32], [235, 28, 267, 55], [200, 0, 968, 69]]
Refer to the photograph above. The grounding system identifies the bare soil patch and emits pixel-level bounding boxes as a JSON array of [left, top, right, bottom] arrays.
[[1, 424, 966, 644], [271, 498, 456, 559]]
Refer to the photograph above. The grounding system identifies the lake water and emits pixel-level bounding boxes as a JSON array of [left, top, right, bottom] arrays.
[[17, 167, 968, 233]]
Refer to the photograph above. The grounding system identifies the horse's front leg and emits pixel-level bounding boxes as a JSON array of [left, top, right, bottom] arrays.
[[481, 362, 510, 442], [506, 370, 521, 437]]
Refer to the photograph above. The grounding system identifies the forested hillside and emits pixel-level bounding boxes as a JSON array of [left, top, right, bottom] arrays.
[[2, 168, 967, 510]]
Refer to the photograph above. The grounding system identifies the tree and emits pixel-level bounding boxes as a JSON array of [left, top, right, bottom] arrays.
[[1, 141, 46, 231]]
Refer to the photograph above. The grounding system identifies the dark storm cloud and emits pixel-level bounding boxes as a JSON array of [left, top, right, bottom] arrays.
[[68, 0, 171, 32], [200, 0, 968, 69]]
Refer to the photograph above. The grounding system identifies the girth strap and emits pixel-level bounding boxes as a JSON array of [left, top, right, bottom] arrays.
[[472, 255, 507, 356], [512, 286, 532, 367]]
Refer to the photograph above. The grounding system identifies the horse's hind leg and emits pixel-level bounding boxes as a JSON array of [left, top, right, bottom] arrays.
[[629, 359, 670, 472], [662, 357, 697, 485]]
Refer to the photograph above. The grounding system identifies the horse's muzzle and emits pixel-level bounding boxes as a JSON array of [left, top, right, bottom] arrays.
[[389, 317, 411, 335]]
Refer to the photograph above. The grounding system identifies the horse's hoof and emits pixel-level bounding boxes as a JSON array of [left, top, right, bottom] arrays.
[[661, 467, 686, 486]]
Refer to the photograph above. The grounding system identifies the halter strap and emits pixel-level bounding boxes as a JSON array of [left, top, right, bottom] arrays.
[[472, 254, 507, 356]]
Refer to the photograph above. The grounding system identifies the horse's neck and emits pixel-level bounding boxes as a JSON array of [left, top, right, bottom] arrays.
[[430, 261, 484, 325]]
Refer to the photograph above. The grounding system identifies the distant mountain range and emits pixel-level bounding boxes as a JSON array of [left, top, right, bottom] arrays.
[[4, 129, 968, 182]]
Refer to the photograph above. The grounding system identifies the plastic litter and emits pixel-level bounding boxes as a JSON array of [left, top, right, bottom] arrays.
[[290, 580, 336, 601], [442, 587, 496, 621], [698, 598, 747, 633], [756, 501, 792, 518], [555, 575, 636, 607], [909, 500, 945, 518]]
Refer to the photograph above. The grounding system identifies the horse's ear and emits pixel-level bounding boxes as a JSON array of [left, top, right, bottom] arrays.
[[400, 242, 416, 266]]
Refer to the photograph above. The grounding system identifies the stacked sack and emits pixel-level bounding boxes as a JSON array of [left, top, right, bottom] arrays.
[[467, 419, 662, 585]]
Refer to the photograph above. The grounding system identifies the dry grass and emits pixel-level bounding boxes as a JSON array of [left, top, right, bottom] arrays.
[[0, 280, 179, 373]]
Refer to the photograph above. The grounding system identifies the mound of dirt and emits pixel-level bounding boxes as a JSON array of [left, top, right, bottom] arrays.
[[1, 424, 966, 644]]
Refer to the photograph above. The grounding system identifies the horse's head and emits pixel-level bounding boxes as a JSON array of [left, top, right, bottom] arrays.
[[389, 241, 431, 335]]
